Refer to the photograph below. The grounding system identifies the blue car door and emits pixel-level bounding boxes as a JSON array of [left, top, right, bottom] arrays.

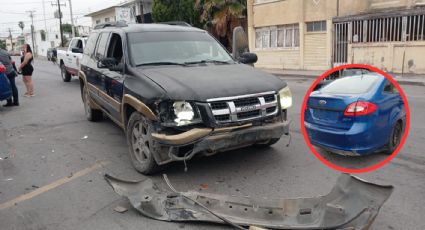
[[374, 80, 404, 148]]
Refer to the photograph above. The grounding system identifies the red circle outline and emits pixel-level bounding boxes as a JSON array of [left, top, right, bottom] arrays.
[[300, 64, 411, 173]]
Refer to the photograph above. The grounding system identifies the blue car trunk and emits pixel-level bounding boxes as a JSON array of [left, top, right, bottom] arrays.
[[307, 93, 359, 130]]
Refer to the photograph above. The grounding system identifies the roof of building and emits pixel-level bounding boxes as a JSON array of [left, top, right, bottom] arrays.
[[84, 0, 153, 17]]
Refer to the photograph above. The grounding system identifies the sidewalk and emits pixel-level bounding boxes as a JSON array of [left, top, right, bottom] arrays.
[[261, 68, 425, 87]]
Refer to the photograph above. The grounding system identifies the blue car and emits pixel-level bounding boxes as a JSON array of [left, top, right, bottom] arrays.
[[0, 64, 12, 101], [304, 74, 405, 156]]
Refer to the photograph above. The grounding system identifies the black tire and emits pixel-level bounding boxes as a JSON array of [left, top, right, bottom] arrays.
[[385, 121, 403, 155], [126, 112, 159, 175], [83, 84, 103, 122], [255, 138, 280, 147], [61, 64, 72, 82]]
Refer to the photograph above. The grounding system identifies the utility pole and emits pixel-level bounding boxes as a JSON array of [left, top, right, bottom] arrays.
[[8, 28, 14, 51], [42, 0, 48, 32], [68, 0, 75, 37], [52, 0, 66, 47], [139, 0, 144, 23], [27, 10, 37, 56]]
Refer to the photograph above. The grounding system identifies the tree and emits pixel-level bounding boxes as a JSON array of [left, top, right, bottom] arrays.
[[62, 23, 72, 34], [196, 0, 246, 50], [152, 0, 202, 28], [18, 21, 25, 34], [0, 40, 6, 50]]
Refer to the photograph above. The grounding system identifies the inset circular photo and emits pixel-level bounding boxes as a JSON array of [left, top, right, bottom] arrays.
[[301, 64, 410, 173]]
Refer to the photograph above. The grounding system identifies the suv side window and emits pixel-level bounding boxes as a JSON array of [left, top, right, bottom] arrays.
[[84, 32, 99, 56], [69, 39, 78, 50], [94, 32, 110, 60], [106, 33, 123, 63]]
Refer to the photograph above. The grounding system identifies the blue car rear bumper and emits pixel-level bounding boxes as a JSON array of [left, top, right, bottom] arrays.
[[304, 121, 383, 156]]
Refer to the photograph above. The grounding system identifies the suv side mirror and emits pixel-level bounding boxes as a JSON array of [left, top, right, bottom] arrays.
[[97, 58, 123, 72], [238, 52, 258, 65], [98, 57, 117, 68], [71, 47, 83, 53]]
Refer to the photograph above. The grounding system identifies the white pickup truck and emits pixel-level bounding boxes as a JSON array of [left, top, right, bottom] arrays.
[[57, 37, 87, 82]]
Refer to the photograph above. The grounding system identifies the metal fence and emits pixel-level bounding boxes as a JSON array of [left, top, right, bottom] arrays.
[[333, 14, 425, 65]]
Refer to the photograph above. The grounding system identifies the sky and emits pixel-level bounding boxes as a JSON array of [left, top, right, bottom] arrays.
[[0, 0, 126, 38]]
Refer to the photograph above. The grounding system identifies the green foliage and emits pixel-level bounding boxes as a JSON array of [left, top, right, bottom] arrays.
[[62, 23, 73, 33], [152, 0, 202, 28], [0, 40, 6, 50]]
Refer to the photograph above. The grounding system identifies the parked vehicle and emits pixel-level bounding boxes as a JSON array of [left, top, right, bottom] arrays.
[[47, 48, 57, 61], [79, 22, 292, 174], [305, 74, 405, 156], [0, 63, 12, 101], [57, 37, 87, 82]]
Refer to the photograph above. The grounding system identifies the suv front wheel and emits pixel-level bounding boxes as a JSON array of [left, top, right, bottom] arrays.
[[83, 84, 103, 121], [126, 112, 159, 174]]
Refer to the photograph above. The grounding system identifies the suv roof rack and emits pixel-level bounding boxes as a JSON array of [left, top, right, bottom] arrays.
[[94, 20, 128, 30], [158, 21, 192, 27]]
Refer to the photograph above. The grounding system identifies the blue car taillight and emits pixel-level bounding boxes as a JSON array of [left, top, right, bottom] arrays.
[[344, 101, 377, 116]]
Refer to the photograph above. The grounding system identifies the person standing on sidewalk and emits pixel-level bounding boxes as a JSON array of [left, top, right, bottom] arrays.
[[0, 48, 19, 106], [19, 44, 34, 97]]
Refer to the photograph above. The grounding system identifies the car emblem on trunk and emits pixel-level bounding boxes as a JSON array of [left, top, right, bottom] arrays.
[[319, 100, 327, 105]]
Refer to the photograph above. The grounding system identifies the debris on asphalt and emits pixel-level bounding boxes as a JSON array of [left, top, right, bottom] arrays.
[[67, 172, 73, 178], [51, 149, 55, 153], [5, 178, 13, 181], [81, 135, 88, 140], [113, 206, 128, 213], [199, 183, 208, 190], [104, 173, 394, 230]]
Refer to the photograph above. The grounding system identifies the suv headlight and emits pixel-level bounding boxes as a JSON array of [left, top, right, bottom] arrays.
[[173, 101, 200, 126], [279, 86, 292, 109]]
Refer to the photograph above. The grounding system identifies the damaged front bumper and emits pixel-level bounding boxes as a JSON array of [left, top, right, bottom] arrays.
[[105, 173, 393, 230], [151, 120, 290, 164]]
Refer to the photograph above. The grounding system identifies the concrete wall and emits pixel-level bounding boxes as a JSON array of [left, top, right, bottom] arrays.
[[349, 41, 425, 74], [248, 0, 425, 73]]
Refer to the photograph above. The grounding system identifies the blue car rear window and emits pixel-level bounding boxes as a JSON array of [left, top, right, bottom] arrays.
[[320, 75, 380, 94]]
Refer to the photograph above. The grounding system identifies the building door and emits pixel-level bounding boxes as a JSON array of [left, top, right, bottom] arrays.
[[333, 22, 349, 66]]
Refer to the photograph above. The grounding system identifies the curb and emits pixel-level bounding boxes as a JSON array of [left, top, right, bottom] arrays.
[[271, 73, 425, 87]]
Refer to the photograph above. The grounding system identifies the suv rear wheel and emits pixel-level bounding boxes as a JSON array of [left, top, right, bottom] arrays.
[[61, 64, 72, 82], [126, 112, 159, 174], [83, 84, 103, 121]]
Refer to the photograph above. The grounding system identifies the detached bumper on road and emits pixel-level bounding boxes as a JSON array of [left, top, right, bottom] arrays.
[[105, 173, 393, 230], [152, 121, 289, 164]]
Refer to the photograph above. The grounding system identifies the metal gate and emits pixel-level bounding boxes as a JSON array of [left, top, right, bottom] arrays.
[[333, 22, 349, 66]]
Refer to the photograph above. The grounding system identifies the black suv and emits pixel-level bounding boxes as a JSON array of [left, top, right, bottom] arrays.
[[79, 22, 292, 174]]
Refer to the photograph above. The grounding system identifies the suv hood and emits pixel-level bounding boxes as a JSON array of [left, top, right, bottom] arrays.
[[135, 64, 286, 101]]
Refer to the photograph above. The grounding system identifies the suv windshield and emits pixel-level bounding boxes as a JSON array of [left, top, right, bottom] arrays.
[[320, 75, 381, 94], [128, 31, 234, 66]]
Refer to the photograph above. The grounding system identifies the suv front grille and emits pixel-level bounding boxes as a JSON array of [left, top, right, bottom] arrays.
[[208, 91, 278, 124]]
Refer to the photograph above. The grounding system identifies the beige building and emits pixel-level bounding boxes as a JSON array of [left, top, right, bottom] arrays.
[[85, 0, 153, 27], [247, 0, 425, 73]]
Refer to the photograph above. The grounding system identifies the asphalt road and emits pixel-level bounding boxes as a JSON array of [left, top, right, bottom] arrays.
[[0, 59, 424, 230]]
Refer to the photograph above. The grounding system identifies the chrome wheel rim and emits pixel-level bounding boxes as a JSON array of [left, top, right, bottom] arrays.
[[131, 119, 152, 164]]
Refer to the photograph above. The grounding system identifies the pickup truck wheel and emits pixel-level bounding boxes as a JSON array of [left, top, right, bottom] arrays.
[[83, 85, 102, 121], [61, 64, 72, 82], [385, 121, 403, 155], [127, 112, 159, 175]]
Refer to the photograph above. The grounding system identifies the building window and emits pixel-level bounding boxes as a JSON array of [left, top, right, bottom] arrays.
[[306, 21, 327, 32], [105, 17, 110, 22], [96, 20, 101, 24], [255, 24, 299, 49]]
